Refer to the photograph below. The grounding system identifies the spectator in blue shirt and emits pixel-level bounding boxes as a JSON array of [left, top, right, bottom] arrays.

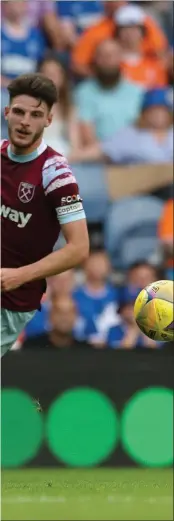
[[1, 1, 47, 139], [1, 1, 63, 52], [69, 88, 173, 164], [56, 0, 104, 36], [24, 299, 50, 339], [73, 250, 120, 343], [101, 88, 173, 165], [23, 270, 76, 340], [119, 261, 161, 306], [22, 294, 92, 350], [1, 1, 46, 84], [106, 299, 160, 349]]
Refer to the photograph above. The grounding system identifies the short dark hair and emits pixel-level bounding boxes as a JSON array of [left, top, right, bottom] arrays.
[[7, 73, 58, 110]]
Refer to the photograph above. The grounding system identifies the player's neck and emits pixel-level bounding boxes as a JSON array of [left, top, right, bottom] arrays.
[[10, 137, 43, 156]]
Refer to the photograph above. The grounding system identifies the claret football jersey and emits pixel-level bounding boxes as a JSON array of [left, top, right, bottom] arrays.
[[1, 139, 85, 311]]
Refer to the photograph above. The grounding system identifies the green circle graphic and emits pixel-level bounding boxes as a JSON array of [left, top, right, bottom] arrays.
[[46, 387, 119, 466], [121, 387, 173, 467], [1, 389, 44, 467]]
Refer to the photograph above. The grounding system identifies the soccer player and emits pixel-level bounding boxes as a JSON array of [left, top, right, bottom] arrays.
[[1, 73, 89, 356]]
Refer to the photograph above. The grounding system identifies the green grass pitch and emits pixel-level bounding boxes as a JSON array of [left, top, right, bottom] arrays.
[[2, 468, 173, 520]]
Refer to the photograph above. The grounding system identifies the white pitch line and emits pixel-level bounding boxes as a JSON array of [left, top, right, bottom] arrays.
[[40, 496, 66, 503], [2, 497, 67, 504], [107, 495, 172, 504], [108, 495, 133, 503], [2, 495, 173, 505]]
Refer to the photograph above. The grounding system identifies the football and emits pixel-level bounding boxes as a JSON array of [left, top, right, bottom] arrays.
[[134, 280, 173, 342]]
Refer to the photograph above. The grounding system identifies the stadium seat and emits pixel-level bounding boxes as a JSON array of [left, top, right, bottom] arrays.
[[73, 163, 109, 223], [104, 196, 163, 269]]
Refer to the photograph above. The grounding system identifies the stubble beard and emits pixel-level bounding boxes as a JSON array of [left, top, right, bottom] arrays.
[[8, 124, 44, 150]]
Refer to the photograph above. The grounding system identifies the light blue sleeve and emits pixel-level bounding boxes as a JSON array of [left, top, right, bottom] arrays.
[[58, 209, 86, 225], [42, 155, 86, 225]]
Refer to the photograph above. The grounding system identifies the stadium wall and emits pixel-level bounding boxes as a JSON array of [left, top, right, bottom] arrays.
[[2, 348, 173, 469]]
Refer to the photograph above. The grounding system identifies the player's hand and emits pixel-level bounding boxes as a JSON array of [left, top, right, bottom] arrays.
[[0, 268, 26, 292]]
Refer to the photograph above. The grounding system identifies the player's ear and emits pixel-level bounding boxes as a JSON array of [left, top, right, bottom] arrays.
[[4, 106, 10, 120], [45, 112, 53, 128]]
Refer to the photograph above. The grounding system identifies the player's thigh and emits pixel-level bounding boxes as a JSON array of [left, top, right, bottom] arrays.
[[1, 308, 36, 357]]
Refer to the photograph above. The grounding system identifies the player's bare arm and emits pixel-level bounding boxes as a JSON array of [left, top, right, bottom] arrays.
[[1, 219, 89, 292]]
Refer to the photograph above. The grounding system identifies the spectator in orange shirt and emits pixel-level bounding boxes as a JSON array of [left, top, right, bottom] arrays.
[[115, 5, 167, 89], [71, 1, 168, 78], [158, 199, 173, 279]]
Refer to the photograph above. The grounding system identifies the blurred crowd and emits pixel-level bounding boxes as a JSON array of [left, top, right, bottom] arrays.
[[1, 0, 173, 350], [13, 247, 172, 351]]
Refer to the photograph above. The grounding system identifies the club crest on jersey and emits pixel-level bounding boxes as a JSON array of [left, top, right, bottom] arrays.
[[18, 182, 35, 203]]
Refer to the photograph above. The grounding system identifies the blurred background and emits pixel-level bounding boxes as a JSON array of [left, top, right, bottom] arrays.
[[1, 1, 173, 519]]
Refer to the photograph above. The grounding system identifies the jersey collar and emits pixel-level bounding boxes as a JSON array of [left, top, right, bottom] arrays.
[[7, 140, 47, 163]]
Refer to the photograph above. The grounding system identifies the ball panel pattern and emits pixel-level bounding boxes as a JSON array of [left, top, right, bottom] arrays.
[[135, 300, 158, 331], [165, 320, 174, 330], [134, 289, 148, 319], [134, 280, 173, 342], [146, 280, 173, 303]]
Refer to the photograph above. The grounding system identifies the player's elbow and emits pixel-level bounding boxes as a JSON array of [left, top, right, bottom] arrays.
[[65, 220, 90, 266]]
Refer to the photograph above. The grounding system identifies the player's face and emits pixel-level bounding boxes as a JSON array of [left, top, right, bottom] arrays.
[[5, 95, 52, 151]]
